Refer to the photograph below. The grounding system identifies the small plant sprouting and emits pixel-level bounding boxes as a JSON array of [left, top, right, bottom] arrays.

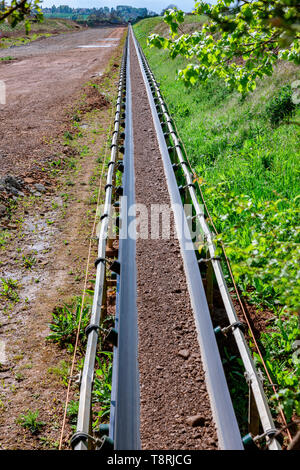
[[64, 131, 73, 141], [17, 410, 45, 434], [15, 372, 24, 382], [46, 296, 91, 348], [22, 254, 36, 270], [73, 113, 81, 123], [0, 278, 20, 302], [0, 230, 10, 247]]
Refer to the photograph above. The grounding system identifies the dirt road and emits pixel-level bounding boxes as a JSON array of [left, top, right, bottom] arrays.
[[0, 27, 124, 177]]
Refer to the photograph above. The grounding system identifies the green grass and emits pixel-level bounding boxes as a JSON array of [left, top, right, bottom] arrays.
[[134, 17, 300, 305], [134, 17, 300, 423]]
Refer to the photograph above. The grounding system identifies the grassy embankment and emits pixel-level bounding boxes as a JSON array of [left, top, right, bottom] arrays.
[[0, 18, 80, 49], [134, 17, 300, 425]]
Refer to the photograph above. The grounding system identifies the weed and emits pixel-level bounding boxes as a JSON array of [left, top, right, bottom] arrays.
[[0, 231, 10, 248], [47, 296, 91, 348], [67, 158, 77, 170], [67, 399, 79, 430], [93, 352, 113, 425], [73, 113, 81, 123], [61, 193, 69, 202], [17, 410, 45, 434], [64, 131, 73, 141], [23, 362, 33, 369], [13, 354, 24, 362], [22, 254, 36, 270], [80, 145, 90, 157], [39, 436, 59, 449], [0, 278, 20, 302], [0, 399, 6, 410], [221, 346, 248, 431], [15, 372, 24, 382]]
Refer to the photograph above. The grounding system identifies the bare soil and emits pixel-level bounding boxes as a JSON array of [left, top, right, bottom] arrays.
[[130, 36, 218, 450], [0, 27, 124, 179]]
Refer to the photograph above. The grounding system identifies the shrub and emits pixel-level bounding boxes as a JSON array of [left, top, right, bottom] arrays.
[[266, 85, 296, 126]]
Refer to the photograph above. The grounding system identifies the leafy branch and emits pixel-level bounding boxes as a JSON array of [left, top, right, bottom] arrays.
[[0, 0, 43, 33], [148, 1, 300, 93]]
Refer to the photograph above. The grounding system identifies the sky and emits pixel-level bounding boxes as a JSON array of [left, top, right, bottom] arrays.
[[40, 0, 198, 14]]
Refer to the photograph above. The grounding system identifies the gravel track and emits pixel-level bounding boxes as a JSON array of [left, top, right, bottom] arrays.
[[130, 36, 218, 450]]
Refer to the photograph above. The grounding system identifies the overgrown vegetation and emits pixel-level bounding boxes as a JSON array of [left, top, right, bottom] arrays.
[[134, 16, 300, 424], [48, 360, 70, 387], [255, 314, 300, 421]]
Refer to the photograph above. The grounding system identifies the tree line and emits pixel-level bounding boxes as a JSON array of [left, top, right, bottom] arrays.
[[42, 5, 158, 26]]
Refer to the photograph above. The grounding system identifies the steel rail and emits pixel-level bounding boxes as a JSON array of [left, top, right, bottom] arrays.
[[72, 39, 127, 451], [130, 26, 243, 451], [132, 28, 281, 450]]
